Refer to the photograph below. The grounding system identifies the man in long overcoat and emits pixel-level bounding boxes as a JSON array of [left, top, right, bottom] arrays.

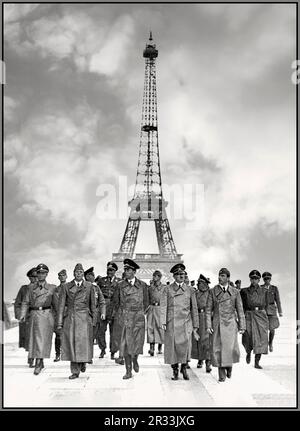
[[14, 267, 37, 367], [241, 270, 269, 369], [97, 262, 121, 359], [261, 271, 283, 352], [147, 270, 166, 356], [53, 269, 68, 362], [160, 263, 199, 381], [191, 274, 212, 373], [206, 268, 246, 382], [57, 263, 105, 379], [19, 263, 57, 375], [112, 258, 149, 380]]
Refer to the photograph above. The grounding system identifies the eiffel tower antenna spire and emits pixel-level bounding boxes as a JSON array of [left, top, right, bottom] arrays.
[[112, 34, 183, 281]]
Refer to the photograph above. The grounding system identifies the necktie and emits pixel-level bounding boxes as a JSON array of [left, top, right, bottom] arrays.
[[77, 283, 80, 288], [223, 286, 226, 293]]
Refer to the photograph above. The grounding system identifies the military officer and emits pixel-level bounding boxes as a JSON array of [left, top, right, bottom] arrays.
[[84, 266, 105, 359], [206, 268, 246, 382], [261, 272, 283, 352], [112, 258, 149, 380], [160, 263, 199, 381], [241, 270, 269, 369], [20, 264, 57, 375], [97, 262, 121, 359], [53, 269, 68, 362], [191, 274, 211, 372], [147, 270, 166, 356], [57, 263, 105, 379], [14, 267, 38, 367]]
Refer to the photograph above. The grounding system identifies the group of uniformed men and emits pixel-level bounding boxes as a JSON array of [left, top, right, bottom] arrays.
[[14, 259, 282, 382]]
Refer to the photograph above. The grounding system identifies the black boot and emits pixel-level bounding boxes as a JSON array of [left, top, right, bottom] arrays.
[[186, 361, 191, 369], [148, 343, 155, 356], [123, 355, 133, 379], [171, 364, 179, 380], [218, 367, 226, 382], [28, 358, 34, 368], [158, 344, 162, 354], [226, 366, 232, 378], [34, 359, 42, 375], [41, 359, 44, 369], [246, 351, 251, 364], [205, 360, 212, 373], [99, 350, 105, 358], [54, 354, 60, 362], [269, 330, 275, 352], [115, 356, 125, 365], [180, 363, 189, 380], [255, 354, 263, 369], [132, 355, 139, 372], [111, 352, 115, 360]]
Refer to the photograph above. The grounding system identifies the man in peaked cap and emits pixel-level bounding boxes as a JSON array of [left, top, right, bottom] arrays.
[[57, 263, 105, 379], [96, 262, 120, 359], [14, 267, 38, 367], [241, 270, 269, 369], [160, 263, 199, 381], [112, 258, 149, 379], [206, 268, 246, 382], [235, 280, 242, 291], [19, 264, 57, 375], [261, 272, 283, 352], [147, 270, 166, 356], [53, 269, 68, 362], [191, 274, 212, 372]]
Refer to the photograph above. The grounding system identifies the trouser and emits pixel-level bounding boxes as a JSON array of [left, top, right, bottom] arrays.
[[98, 319, 114, 352], [171, 362, 187, 369], [54, 332, 61, 356], [70, 362, 85, 375], [269, 329, 275, 344]]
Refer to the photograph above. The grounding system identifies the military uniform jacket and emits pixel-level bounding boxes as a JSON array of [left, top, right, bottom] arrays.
[[98, 276, 121, 320], [147, 282, 166, 344], [20, 281, 57, 358], [14, 283, 31, 349], [112, 277, 149, 356], [191, 288, 210, 360], [160, 282, 199, 364], [262, 284, 282, 316], [206, 285, 246, 367]]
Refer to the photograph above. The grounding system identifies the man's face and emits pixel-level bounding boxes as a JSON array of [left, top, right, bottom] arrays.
[[37, 271, 47, 282], [218, 274, 228, 285], [58, 274, 67, 283], [74, 269, 84, 281], [263, 276, 271, 285], [107, 268, 116, 278], [250, 276, 260, 286], [198, 280, 208, 291], [124, 267, 135, 280], [29, 275, 38, 283], [152, 274, 161, 283], [85, 272, 95, 283], [174, 271, 185, 283]]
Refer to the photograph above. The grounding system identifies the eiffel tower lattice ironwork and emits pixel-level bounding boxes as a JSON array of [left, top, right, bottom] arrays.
[[112, 32, 183, 280]]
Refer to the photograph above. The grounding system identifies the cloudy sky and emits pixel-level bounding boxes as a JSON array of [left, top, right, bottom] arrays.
[[4, 3, 296, 312]]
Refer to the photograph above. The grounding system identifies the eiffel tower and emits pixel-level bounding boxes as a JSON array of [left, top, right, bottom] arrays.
[[112, 32, 183, 281]]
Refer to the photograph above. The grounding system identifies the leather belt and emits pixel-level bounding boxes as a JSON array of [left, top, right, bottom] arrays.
[[152, 302, 159, 306], [249, 307, 264, 311], [29, 306, 51, 311]]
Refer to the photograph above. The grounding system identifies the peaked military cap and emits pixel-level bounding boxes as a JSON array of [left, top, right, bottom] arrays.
[[58, 269, 67, 276], [74, 263, 84, 272], [153, 270, 162, 277], [107, 261, 118, 271], [36, 263, 49, 273], [219, 267, 230, 277], [170, 263, 186, 275], [249, 269, 261, 278], [262, 271, 272, 278], [84, 267, 94, 277], [27, 267, 37, 277], [124, 258, 140, 270], [198, 274, 211, 284]]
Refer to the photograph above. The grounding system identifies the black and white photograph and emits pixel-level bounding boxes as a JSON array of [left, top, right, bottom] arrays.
[[1, 1, 298, 413]]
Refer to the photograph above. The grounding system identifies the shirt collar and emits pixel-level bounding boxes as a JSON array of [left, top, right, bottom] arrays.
[[75, 280, 83, 287]]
